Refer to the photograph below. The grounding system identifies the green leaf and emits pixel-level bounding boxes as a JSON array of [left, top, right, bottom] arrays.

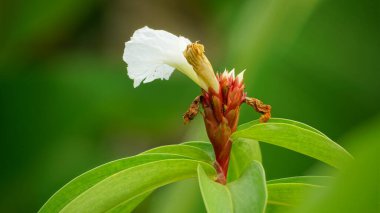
[[197, 165, 233, 213], [232, 119, 353, 169], [198, 161, 267, 213], [147, 178, 207, 213], [40, 154, 215, 212], [238, 118, 328, 138], [266, 183, 324, 213], [142, 144, 212, 163], [228, 138, 262, 182], [182, 141, 215, 161], [40, 154, 182, 212], [106, 191, 152, 213], [267, 176, 332, 185], [228, 161, 267, 213]]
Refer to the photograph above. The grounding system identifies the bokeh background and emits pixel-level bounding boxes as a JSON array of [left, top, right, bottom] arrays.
[[1, 0, 379, 212]]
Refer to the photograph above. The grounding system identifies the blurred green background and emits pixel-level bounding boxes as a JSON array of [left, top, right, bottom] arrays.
[[1, 0, 379, 212]]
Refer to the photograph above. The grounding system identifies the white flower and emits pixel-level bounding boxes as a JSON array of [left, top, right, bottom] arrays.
[[123, 26, 210, 90]]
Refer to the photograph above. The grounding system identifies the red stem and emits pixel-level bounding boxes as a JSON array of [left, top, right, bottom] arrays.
[[213, 140, 232, 184]]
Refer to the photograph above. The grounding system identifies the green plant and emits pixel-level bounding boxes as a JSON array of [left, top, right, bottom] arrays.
[[39, 27, 352, 213]]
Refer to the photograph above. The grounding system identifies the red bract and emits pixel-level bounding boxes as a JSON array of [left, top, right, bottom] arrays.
[[201, 70, 246, 184]]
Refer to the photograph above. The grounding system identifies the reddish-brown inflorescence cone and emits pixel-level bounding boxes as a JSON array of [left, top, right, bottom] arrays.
[[201, 71, 245, 184]]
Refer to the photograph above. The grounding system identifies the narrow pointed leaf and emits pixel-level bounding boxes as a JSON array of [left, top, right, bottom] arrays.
[[232, 120, 353, 169], [58, 159, 215, 212], [198, 161, 267, 213], [40, 153, 214, 213], [40, 154, 186, 212]]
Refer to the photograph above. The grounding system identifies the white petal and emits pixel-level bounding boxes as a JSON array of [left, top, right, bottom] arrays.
[[123, 26, 206, 89]]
